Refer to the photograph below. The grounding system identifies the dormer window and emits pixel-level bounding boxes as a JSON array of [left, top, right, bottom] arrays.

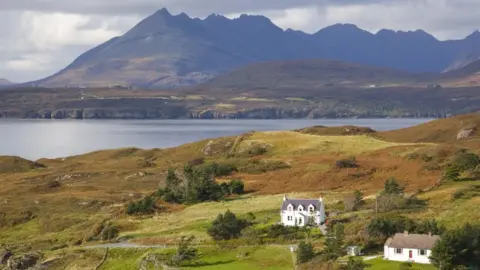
[[287, 204, 293, 211], [298, 205, 304, 211], [308, 205, 315, 213]]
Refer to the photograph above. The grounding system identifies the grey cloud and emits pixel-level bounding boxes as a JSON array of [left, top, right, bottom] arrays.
[[0, 0, 396, 16]]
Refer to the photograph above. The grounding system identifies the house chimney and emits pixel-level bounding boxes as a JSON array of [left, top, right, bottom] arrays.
[[283, 194, 288, 201], [404, 231, 409, 235], [319, 196, 323, 202]]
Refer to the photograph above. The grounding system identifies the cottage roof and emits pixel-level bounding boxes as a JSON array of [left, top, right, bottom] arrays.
[[385, 233, 440, 250], [281, 198, 321, 211]]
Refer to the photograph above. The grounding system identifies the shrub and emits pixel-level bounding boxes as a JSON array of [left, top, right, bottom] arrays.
[[297, 241, 315, 264], [248, 145, 268, 156], [100, 224, 119, 241], [229, 179, 245, 195], [220, 182, 231, 196], [342, 257, 368, 270], [200, 163, 237, 177], [187, 158, 205, 166], [239, 160, 290, 174], [399, 262, 413, 270], [126, 196, 156, 215], [382, 178, 405, 195], [451, 185, 480, 200], [207, 210, 249, 241], [335, 157, 358, 169], [450, 152, 480, 172], [431, 223, 480, 270], [444, 165, 461, 181], [344, 190, 364, 211], [170, 236, 198, 267]]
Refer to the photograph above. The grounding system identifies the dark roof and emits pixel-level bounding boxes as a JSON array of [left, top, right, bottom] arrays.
[[385, 233, 440, 249], [281, 198, 321, 211]]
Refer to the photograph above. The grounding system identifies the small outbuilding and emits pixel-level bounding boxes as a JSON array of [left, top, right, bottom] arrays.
[[346, 246, 362, 256]]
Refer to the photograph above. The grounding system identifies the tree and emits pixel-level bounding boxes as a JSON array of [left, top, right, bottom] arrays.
[[430, 223, 480, 270], [344, 190, 364, 211], [165, 168, 182, 190], [324, 224, 345, 260], [126, 196, 156, 215], [444, 165, 461, 181], [297, 241, 315, 264], [450, 152, 480, 172], [207, 210, 249, 241], [342, 257, 367, 270], [382, 178, 404, 195], [229, 179, 245, 195], [220, 182, 231, 196], [171, 236, 198, 267], [100, 224, 119, 241]]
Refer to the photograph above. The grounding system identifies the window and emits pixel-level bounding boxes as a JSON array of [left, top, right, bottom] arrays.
[[419, 249, 427, 256], [287, 204, 293, 211], [298, 205, 304, 211], [308, 206, 315, 213], [287, 216, 292, 221], [297, 217, 303, 225], [395, 248, 402, 254]]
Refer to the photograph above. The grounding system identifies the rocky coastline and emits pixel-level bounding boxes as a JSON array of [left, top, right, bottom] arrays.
[[0, 107, 455, 120]]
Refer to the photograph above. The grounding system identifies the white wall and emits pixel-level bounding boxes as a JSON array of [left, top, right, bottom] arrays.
[[280, 210, 323, 227], [384, 246, 432, 264]]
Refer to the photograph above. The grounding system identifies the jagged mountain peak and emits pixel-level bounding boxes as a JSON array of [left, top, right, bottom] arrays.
[[32, 8, 480, 88], [376, 28, 437, 42], [154, 7, 172, 17]]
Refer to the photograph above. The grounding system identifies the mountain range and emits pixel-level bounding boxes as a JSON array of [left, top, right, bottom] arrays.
[[33, 8, 480, 89]]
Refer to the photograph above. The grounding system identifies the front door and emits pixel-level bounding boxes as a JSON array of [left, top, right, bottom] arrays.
[[409, 250, 413, 259]]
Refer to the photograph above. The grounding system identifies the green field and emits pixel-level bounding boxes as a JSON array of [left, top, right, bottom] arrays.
[[366, 257, 436, 270], [98, 246, 292, 270]]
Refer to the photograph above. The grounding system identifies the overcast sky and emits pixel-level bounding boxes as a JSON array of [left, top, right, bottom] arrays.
[[1, 0, 479, 82]]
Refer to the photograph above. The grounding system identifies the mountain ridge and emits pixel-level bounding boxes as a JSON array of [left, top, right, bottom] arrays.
[[31, 8, 480, 88]]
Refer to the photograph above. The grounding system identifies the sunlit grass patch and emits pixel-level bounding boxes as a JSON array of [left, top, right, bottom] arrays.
[[238, 132, 411, 156], [230, 97, 275, 102], [214, 103, 237, 109], [284, 97, 308, 102]]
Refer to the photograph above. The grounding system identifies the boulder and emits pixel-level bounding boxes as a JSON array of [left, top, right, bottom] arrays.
[[6, 252, 40, 270], [0, 249, 12, 264], [457, 126, 477, 140]]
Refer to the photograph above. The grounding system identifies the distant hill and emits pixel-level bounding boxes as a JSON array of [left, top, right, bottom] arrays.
[[199, 59, 421, 90], [441, 59, 480, 86], [0, 79, 12, 86], [33, 8, 480, 88]]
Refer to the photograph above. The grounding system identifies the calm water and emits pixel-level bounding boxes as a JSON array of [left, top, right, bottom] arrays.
[[0, 119, 433, 160]]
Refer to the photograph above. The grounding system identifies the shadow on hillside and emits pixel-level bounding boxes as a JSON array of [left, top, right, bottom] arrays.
[[184, 260, 236, 267]]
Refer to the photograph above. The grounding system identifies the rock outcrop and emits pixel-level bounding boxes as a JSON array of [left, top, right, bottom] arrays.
[[5, 252, 40, 270], [0, 249, 12, 265], [457, 125, 477, 140]]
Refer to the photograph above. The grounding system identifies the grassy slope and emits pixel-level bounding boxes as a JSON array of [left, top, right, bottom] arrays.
[[1, 113, 480, 268], [379, 112, 480, 144], [366, 257, 436, 270]]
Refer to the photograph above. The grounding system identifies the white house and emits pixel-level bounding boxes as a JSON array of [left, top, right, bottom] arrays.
[[280, 195, 326, 227], [384, 232, 440, 264]]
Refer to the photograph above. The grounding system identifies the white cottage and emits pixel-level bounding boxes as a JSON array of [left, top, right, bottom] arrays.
[[280, 195, 326, 227], [384, 232, 440, 264]]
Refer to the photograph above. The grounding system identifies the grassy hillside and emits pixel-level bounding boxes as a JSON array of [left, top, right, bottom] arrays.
[[379, 112, 480, 147], [200, 59, 420, 89], [0, 114, 480, 269]]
